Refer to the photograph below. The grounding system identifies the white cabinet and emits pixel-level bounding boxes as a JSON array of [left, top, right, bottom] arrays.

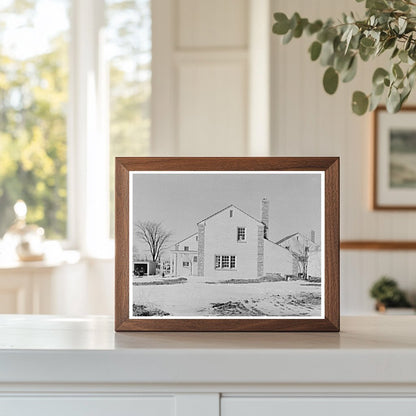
[[222, 398, 416, 416], [1, 316, 416, 416], [1, 397, 175, 416]]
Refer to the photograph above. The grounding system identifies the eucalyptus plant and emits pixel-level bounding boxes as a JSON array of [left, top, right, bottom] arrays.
[[272, 0, 416, 115]]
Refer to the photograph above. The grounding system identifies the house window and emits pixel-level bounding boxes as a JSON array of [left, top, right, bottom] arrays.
[[0, 0, 151, 254], [230, 209, 233, 217], [237, 227, 246, 241], [193, 256, 197, 262], [184, 246, 189, 251], [215, 255, 236, 270], [221, 255, 229, 268], [183, 261, 190, 267], [230, 255, 236, 269], [215, 255, 221, 269]]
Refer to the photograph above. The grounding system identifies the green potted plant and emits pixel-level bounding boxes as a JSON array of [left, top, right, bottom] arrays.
[[272, 0, 416, 115], [369, 276, 413, 312]]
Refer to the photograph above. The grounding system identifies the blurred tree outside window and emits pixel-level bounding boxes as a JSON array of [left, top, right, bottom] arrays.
[[0, 0, 70, 239], [0, 0, 151, 242]]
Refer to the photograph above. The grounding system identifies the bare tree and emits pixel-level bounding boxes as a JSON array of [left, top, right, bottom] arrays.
[[135, 221, 172, 263]]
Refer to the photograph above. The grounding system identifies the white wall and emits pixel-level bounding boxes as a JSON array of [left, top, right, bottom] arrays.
[[270, 0, 416, 313], [203, 208, 260, 279]]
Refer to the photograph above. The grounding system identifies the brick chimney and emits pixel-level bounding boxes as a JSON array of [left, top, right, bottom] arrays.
[[261, 198, 269, 239]]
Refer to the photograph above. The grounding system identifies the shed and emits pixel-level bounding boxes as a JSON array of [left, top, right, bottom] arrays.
[[133, 261, 157, 276]]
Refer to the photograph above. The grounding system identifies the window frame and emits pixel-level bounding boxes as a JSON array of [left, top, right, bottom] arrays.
[[237, 226, 246, 242], [214, 255, 237, 270], [67, 0, 110, 257]]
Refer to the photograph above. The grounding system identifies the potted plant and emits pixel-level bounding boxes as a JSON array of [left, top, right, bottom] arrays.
[[272, 0, 416, 115], [369, 276, 413, 312]]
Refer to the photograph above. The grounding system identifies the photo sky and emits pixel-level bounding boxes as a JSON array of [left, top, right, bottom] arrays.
[[132, 172, 322, 259]]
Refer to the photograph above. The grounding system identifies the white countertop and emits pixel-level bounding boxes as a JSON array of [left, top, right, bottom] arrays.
[[0, 315, 415, 386]]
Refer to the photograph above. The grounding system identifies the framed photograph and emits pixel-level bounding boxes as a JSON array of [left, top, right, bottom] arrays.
[[115, 157, 339, 332], [374, 106, 416, 209]]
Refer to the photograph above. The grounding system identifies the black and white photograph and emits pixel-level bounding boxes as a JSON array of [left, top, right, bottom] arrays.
[[129, 172, 324, 319]]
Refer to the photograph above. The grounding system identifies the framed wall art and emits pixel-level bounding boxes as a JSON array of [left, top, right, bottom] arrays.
[[115, 157, 339, 331], [374, 106, 416, 210]]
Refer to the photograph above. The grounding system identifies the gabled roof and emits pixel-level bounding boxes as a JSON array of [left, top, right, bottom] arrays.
[[197, 204, 264, 226], [275, 232, 319, 247], [171, 232, 197, 247], [275, 232, 300, 245]]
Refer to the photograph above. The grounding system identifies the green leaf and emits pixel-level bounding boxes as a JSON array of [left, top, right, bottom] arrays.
[[359, 47, 374, 62], [293, 18, 308, 38], [350, 32, 361, 49], [352, 91, 369, 115], [309, 41, 322, 61], [374, 83, 385, 96], [323, 67, 339, 94], [307, 20, 323, 35], [341, 25, 359, 53], [405, 34, 413, 51], [393, 63, 404, 79], [360, 37, 375, 48], [282, 29, 293, 44], [290, 12, 301, 30], [393, 0, 410, 11], [408, 68, 416, 88], [387, 87, 401, 113], [399, 49, 408, 63], [273, 13, 290, 35], [408, 63, 416, 78], [342, 56, 357, 82], [398, 16, 407, 34], [366, 0, 388, 7], [383, 37, 396, 50], [320, 41, 335, 66], [369, 92, 383, 111], [409, 44, 416, 61], [400, 87, 411, 106], [317, 30, 328, 43], [391, 47, 399, 59], [372, 67, 389, 86]]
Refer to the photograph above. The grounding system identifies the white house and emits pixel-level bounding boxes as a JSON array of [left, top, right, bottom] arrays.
[[169, 233, 198, 277], [169, 198, 310, 279]]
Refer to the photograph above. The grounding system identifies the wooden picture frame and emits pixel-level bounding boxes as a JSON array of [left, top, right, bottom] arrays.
[[115, 157, 339, 332], [373, 106, 416, 210]]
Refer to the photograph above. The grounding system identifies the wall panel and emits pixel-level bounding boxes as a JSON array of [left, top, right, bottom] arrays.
[[177, 0, 248, 49], [152, 0, 249, 156], [177, 61, 247, 156]]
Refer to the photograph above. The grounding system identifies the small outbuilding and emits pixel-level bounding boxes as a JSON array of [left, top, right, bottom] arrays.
[[133, 261, 157, 276]]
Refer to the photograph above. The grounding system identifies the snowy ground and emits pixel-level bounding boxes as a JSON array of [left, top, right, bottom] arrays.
[[132, 275, 322, 317]]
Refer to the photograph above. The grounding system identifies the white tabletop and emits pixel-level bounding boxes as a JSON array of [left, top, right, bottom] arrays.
[[0, 315, 415, 385]]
